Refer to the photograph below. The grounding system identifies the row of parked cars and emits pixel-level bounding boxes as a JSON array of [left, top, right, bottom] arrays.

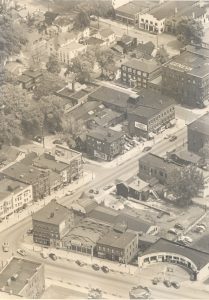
[[76, 261, 109, 273], [152, 277, 180, 289]]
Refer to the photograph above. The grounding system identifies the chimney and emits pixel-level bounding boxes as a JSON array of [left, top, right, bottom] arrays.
[[175, 7, 178, 14], [192, 12, 195, 19]]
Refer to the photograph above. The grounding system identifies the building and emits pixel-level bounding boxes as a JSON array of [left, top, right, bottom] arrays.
[[115, 1, 156, 25], [32, 199, 74, 247], [188, 113, 209, 154], [121, 58, 161, 88], [162, 45, 209, 107], [138, 153, 182, 184], [117, 35, 137, 53], [93, 28, 116, 46], [86, 127, 124, 161], [1, 162, 50, 201], [71, 192, 98, 215], [53, 15, 74, 33], [138, 238, 209, 281], [56, 41, 87, 64], [0, 178, 33, 219], [18, 69, 43, 90], [0, 146, 25, 170], [0, 257, 45, 298], [112, 0, 130, 9], [127, 89, 175, 138], [133, 41, 155, 59], [96, 229, 138, 263]]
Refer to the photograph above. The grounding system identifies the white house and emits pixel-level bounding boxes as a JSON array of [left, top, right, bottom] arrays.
[[93, 28, 116, 46], [56, 41, 87, 64]]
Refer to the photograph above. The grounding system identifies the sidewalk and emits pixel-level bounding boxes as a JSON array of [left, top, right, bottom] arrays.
[[0, 171, 93, 233]]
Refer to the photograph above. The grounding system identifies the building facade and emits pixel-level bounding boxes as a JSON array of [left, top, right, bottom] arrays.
[[86, 127, 124, 161], [56, 41, 87, 64], [32, 199, 74, 247]]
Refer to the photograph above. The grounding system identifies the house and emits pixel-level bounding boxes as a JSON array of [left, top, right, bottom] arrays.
[[0, 178, 33, 219], [188, 113, 209, 154], [1, 162, 50, 201], [96, 229, 138, 263], [133, 41, 155, 59], [138, 238, 209, 281], [138, 153, 182, 184], [44, 11, 59, 26], [162, 44, 209, 108], [18, 69, 43, 90], [117, 35, 137, 53], [93, 28, 116, 46], [86, 127, 124, 161], [112, 0, 130, 9], [127, 89, 175, 138], [53, 15, 74, 33], [121, 58, 161, 88], [71, 192, 98, 215], [32, 199, 74, 247], [56, 41, 87, 64], [0, 257, 45, 298]]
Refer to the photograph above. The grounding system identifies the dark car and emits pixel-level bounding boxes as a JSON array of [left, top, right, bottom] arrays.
[[163, 280, 171, 287], [49, 253, 57, 261], [75, 260, 85, 267], [169, 135, 177, 142], [171, 281, 180, 289], [92, 264, 100, 271], [142, 146, 152, 152], [89, 189, 94, 193], [174, 223, 184, 230], [101, 266, 109, 273], [152, 277, 159, 285], [53, 140, 63, 145], [33, 136, 42, 143]]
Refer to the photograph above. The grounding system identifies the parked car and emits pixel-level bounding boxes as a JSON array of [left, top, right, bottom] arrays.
[[101, 266, 109, 273], [75, 260, 85, 267], [49, 253, 57, 261], [92, 264, 100, 271], [171, 281, 180, 289], [142, 146, 152, 152], [169, 135, 177, 142], [182, 236, 193, 243], [53, 140, 63, 145], [33, 136, 42, 143], [65, 190, 73, 196], [89, 189, 94, 193], [152, 277, 159, 285], [27, 228, 33, 235], [174, 223, 184, 230], [103, 185, 113, 191], [2, 242, 9, 252], [94, 189, 99, 195], [163, 280, 171, 287], [17, 249, 26, 256], [41, 252, 48, 259], [167, 228, 178, 235]]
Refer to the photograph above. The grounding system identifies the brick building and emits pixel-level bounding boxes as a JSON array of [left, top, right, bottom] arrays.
[[138, 153, 182, 184], [128, 89, 175, 138], [1, 162, 50, 201], [32, 199, 74, 247], [0, 257, 45, 299], [162, 45, 209, 107], [96, 229, 138, 263], [86, 127, 124, 161], [188, 113, 209, 154], [121, 58, 161, 88]]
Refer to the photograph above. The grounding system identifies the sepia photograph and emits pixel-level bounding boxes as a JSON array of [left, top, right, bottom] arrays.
[[0, 0, 209, 299]]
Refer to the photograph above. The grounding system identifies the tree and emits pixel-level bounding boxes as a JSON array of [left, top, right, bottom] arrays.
[[70, 51, 95, 83], [167, 166, 205, 206], [176, 17, 203, 45], [95, 48, 115, 77], [156, 45, 169, 64], [46, 55, 61, 74], [74, 10, 90, 31]]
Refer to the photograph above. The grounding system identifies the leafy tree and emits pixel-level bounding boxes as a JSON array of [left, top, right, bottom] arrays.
[[176, 17, 203, 45], [156, 45, 169, 64], [167, 166, 205, 206], [46, 55, 61, 74], [70, 52, 95, 83], [95, 48, 115, 77], [74, 10, 90, 31]]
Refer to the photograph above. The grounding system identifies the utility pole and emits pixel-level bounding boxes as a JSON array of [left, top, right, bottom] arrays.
[[127, 19, 129, 35], [42, 124, 45, 149]]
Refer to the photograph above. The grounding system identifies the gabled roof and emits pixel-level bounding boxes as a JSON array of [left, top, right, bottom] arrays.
[[87, 127, 124, 143], [122, 58, 160, 73]]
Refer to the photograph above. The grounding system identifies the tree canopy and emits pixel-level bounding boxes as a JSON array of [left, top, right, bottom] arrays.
[[70, 50, 95, 83], [176, 17, 204, 45], [167, 165, 205, 206], [95, 48, 115, 77], [46, 55, 61, 74], [74, 10, 90, 31]]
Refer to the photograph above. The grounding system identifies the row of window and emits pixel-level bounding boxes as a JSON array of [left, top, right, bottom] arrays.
[[122, 67, 148, 77]]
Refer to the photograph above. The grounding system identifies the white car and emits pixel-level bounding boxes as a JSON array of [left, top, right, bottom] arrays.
[[182, 236, 193, 243], [17, 249, 26, 256], [167, 228, 178, 235]]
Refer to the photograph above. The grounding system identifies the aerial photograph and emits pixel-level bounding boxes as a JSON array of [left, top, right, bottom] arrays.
[[0, 0, 209, 299]]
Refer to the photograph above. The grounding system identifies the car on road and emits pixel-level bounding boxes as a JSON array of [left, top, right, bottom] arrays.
[[41, 252, 48, 259], [2, 242, 9, 252], [152, 277, 159, 285], [27, 228, 33, 235], [49, 253, 57, 261], [89, 189, 94, 193], [65, 190, 73, 196], [101, 266, 109, 273], [103, 185, 113, 191], [33, 136, 42, 143], [92, 264, 100, 271], [167, 228, 178, 235], [142, 146, 152, 152], [169, 135, 177, 142], [174, 223, 184, 230], [53, 140, 63, 145], [163, 280, 171, 287], [171, 281, 180, 289], [93, 189, 99, 195], [75, 260, 85, 267], [182, 236, 193, 243], [17, 249, 26, 256]]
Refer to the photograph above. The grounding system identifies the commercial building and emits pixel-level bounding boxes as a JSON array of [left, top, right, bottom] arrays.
[[1, 162, 50, 201], [127, 89, 175, 138], [138, 238, 209, 281], [86, 127, 124, 161], [56, 41, 87, 64], [138, 153, 182, 184], [96, 229, 138, 263], [188, 113, 209, 154], [117, 35, 137, 53], [0, 179, 33, 219], [32, 199, 74, 247], [121, 58, 161, 88], [162, 45, 209, 107], [0, 257, 45, 298]]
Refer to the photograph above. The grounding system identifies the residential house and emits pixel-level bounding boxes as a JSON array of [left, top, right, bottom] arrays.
[[0, 257, 45, 299], [56, 40, 87, 64], [117, 35, 137, 53], [32, 199, 74, 247], [18, 69, 43, 90], [121, 58, 161, 88], [0, 178, 33, 219], [86, 127, 124, 161], [93, 28, 116, 46], [53, 15, 74, 33], [127, 89, 175, 138]]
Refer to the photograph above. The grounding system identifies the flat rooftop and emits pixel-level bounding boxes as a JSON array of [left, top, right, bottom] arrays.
[[0, 178, 29, 202], [142, 238, 209, 270], [139, 153, 182, 172], [122, 58, 160, 74], [188, 113, 209, 136], [87, 127, 124, 143], [116, 1, 155, 16], [98, 229, 136, 249], [0, 257, 42, 296]]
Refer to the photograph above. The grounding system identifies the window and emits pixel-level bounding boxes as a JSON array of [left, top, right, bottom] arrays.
[[141, 18, 144, 22], [150, 21, 153, 25]]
